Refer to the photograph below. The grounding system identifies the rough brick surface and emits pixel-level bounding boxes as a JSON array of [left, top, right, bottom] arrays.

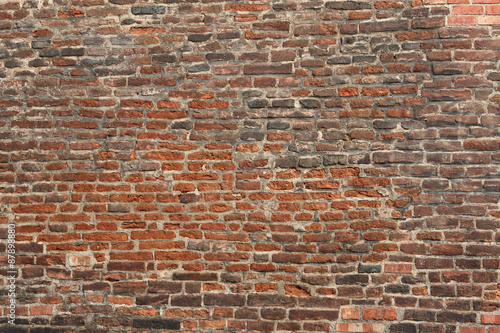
[[0, 0, 499, 332]]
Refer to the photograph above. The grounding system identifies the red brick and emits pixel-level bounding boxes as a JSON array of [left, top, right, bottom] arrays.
[[363, 308, 397, 320], [341, 308, 361, 320], [2, 2, 499, 332], [482, 314, 500, 324]]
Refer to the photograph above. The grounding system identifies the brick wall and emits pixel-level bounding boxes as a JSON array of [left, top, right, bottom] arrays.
[[1, 0, 500, 332]]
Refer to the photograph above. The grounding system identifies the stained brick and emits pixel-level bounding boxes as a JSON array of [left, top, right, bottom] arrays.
[[1, 2, 498, 332]]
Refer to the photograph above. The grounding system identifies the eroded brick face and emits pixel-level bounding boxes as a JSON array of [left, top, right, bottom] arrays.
[[0, 0, 499, 332]]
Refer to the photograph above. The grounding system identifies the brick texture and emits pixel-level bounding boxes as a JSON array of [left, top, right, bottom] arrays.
[[0, 0, 499, 332]]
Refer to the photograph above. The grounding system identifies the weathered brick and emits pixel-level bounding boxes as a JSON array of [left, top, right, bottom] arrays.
[[360, 20, 409, 33], [289, 309, 338, 320], [243, 64, 293, 75], [131, 6, 166, 15], [1, 2, 498, 332]]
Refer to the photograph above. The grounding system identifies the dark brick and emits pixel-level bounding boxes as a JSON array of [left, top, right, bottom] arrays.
[[244, 64, 293, 75], [298, 157, 321, 168], [206, 53, 235, 61], [390, 323, 417, 333], [300, 99, 321, 108], [289, 309, 338, 320], [131, 6, 166, 14], [109, 0, 136, 3], [385, 284, 410, 294], [412, 17, 445, 29], [248, 295, 297, 307], [323, 155, 347, 165], [132, 319, 180, 329], [275, 157, 298, 168], [172, 120, 193, 130], [358, 264, 381, 273], [188, 34, 212, 42], [360, 20, 410, 33], [353, 55, 377, 63], [188, 64, 210, 72], [171, 295, 202, 307], [136, 295, 169, 305], [39, 49, 60, 57], [327, 56, 352, 64], [28, 59, 49, 67], [248, 99, 269, 108], [218, 31, 240, 39], [51, 315, 85, 326], [436, 311, 476, 323], [147, 281, 182, 293], [272, 99, 295, 108], [31, 41, 50, 49], [326, 1, 370, 10], [0, 328, 29, 333], [267, 121, 289, 130], [172, 272, 217, 281], [61, 48, 85, 56], [152, 54, 177, 63], [4, 59, 22, 68], [336, 274, 369, 285], [241, 131, 265, 141], [204, 294, 246, 306], [404, 310, 436, 321]]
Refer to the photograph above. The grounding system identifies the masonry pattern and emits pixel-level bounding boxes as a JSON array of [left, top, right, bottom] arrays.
[[0, 0, 500, 332]]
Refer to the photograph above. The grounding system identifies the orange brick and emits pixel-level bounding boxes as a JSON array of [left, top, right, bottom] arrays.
[[363, 308, 398, 321], [342, 308, 361, 320]]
